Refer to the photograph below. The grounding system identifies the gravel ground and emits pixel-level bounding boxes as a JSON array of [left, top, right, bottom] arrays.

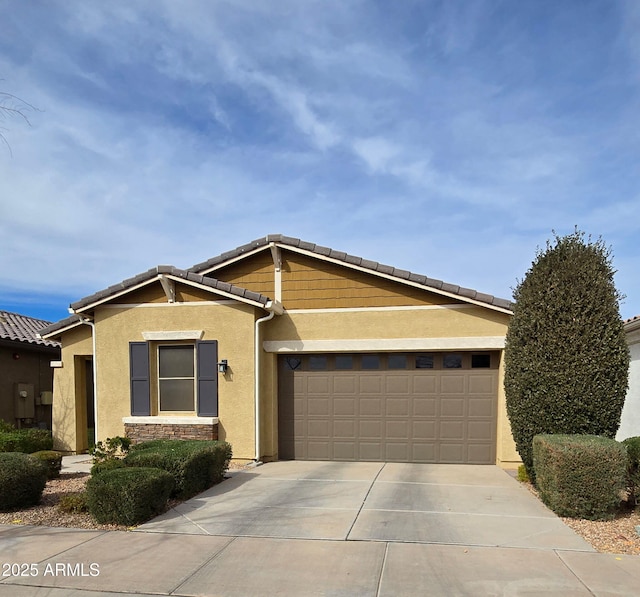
[[1, 472, 639, 554]]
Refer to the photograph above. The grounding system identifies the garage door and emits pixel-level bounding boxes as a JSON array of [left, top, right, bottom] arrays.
[[278, 352, 497, 464]]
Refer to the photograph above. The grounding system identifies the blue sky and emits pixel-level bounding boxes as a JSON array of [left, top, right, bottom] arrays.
[[1, 0, 638, 323]]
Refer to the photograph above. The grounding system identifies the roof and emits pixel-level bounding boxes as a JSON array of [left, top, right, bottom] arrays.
[[0, 310, 61, 348], [40, 266, 271, 338], [625, 315, 640, 333], [190, 234, 513, 312]]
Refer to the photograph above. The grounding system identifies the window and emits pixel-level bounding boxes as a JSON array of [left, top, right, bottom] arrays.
[[388, 354, 407, 369], [415, 354, 434, 369], [361, 354, 380, 369], [158, 345, 195, 412], [309, 355, 328, 370], [471, 353, 491, 368], [130, 340, 219, 417], [335, 355, 353, 370], [443, 353, 463, 369]]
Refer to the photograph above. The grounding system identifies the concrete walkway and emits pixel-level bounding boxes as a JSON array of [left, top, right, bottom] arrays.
[[1, 461, 640, 596]]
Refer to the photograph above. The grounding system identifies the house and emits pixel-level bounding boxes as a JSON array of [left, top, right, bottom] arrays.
[[617, 315, 640, 440], [0, 310, 60, 429], [40, 234, 520, 466]]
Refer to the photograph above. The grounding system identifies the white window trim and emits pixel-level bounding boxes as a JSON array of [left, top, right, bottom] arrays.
[[143, 330, 204, 340]]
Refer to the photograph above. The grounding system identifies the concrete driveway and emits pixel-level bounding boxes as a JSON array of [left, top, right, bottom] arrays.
[[6, 461, 640, 596], [139, 461, 592, 551]]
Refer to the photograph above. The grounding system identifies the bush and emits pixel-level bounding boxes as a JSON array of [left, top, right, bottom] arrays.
[[504, 231, 629, 482], [90, 458, 126, 476], [0, 452, 48, 511], [30, 450, 63, 479], [533, 434, 627, 520], [59, 492, 88, 514], [126, 440, 232, 499], [0, 428, 53, 454], [622, 436, 640, 505], [90, 436, 131, 463], [517, 464, 530, 483], [86, 467, 174, 526]]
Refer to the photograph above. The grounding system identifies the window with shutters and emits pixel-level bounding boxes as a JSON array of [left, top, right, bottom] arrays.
[[129, 340, 218, 418], [158, 345, 195, 412]]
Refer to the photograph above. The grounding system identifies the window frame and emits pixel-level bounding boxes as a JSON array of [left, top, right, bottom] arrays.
[[157, 343, 197, 414]]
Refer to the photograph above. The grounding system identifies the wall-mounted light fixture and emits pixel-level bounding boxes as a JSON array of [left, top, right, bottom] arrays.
[[217, 359, 228, 374]]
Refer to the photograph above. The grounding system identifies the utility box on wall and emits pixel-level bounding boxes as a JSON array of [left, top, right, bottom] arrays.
[[14, 383, 35, 419]]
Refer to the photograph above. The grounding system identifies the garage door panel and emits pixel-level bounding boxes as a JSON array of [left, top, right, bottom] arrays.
[[441, 375, 466, 394], [360, 420, 383, 438], [334, 398, 356, 416], [386, 398, 410, 416], [386, 443, 409, 461], [468, 398, 494, 417], [440, 397, 465, 417], [386, 420, 409, 439], [333, 420, 356, 438], [308, 420, 330, 438], [278, 354, 497, 464], [360, 398, 383, 416], [386, 376, 410, 394], [412, 420, 437, 439], [413, 398, 437, 416], [469, 374, 494, 394], [413, 375, 437, 394], [439, 443, 465, 463], [440, 420, 465, 440], [359, 443, 383, 460], [308, 398, 330, 416]]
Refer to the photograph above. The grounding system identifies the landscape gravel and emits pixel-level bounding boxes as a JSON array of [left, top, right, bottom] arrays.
[[1, 471, 639, 555]]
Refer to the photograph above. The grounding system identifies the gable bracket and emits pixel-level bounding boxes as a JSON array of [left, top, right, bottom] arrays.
[[269, 243, 282, 303], [159, 275, 176, 303]]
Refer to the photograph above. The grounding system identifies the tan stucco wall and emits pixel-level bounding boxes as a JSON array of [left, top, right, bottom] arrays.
[[92, 302, 258, 459], [52, 325, 93, 452]]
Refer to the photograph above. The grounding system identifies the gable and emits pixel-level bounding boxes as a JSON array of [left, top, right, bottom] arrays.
[[213, 248, 466, 310]]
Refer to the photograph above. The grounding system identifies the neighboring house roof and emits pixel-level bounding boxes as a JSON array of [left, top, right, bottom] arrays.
[[0, 310, 60, 348], [625, 315, 640, 335], [190, 234, 514, 312]]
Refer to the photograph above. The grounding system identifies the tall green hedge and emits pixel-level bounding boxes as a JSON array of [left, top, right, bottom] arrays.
[[0, 427, 53, 454], [504, 230, 629, 481]]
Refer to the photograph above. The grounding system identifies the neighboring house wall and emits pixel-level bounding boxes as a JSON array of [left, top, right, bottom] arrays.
[[0, 311, 60, 430], [618, 319, 640, 440]]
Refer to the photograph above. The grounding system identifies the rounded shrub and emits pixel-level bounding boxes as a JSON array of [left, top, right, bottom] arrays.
[[59, 492, 88, 514], [622, 436, 640, 504], [86, 467, 174, 526], [30, 450, 63, 479], [0, 452, 48, 511]]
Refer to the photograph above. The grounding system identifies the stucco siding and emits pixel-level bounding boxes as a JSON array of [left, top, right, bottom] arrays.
[[618, 328, 640, 440]]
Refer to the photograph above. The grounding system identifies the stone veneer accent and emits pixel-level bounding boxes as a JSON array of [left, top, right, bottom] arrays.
[[124, 422, 218, 444]]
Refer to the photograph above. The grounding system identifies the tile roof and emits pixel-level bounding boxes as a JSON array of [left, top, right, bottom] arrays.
[[190, 234, 514, 312], [69, 265, 271, 312], [0, 310, 61, 348], [624, 315, 640, 332]]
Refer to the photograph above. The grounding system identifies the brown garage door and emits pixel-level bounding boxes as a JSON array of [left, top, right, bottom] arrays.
[[278, 352, 497, 464]]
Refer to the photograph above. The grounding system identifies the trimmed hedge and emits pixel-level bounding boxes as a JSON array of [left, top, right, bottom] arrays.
[[0, 428, 53, 453], [533, 434, 627, 520], [86, 467, 174, 526], [30, 450, 63, 479], [125, 439, 232, 499], [0, 452, 48, 511], [622, 436, 640, 504]]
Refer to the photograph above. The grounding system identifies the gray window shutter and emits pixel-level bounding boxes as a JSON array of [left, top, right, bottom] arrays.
[[130, 342, 151, 416], [197, 340, 218, 416]]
